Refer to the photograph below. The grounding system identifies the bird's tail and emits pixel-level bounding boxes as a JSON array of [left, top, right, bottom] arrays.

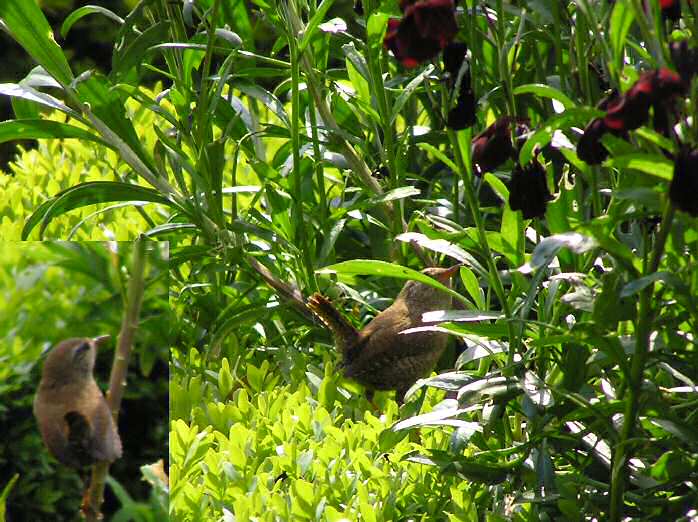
[[307, 293, 359, 354]]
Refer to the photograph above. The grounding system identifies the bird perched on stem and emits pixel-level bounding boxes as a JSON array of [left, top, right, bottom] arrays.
[[34, 336, 122, 469], [308, 265, 460, 403]]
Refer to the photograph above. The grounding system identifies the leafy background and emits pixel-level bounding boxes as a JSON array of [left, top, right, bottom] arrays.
[[0, 0, 696, 520]]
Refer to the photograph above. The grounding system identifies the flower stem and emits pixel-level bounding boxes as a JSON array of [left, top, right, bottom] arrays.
[[609, 201, 674, 521]]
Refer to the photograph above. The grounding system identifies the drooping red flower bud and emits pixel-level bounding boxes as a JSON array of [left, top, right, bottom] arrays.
[[577, 118, 609, 165], [383, 0, 458, 67], [604, 71, 655, 132], [442, 43, 477, 129], [603, 68, 684, 134], [669, 146, 698, 216], [654, 67, 685, 97], [508, 159, 553, 219], [447, 92, 477, 129], [670, 40, 698, 85], [660, 0, 682, 21], [443, 42, 468, 78], [472, 117, 528, 175]]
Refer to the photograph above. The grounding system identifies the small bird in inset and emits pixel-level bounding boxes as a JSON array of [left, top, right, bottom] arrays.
[[34, 336, 122, 469], [308, 265, 460, 403]]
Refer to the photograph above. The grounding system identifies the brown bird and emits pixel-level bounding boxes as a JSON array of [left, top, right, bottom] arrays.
[[308, 265, 460, 403], [34, 336, 122, 469]]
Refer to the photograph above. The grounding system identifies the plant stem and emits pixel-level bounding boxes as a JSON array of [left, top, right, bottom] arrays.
[[84, 239, 147, 521], [447, 128, 516, 369], [609, 202, 674, 521], [287, 23, 316, 291]]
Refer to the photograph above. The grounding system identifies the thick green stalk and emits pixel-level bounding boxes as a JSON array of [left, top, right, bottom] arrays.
[[85, 240, 147, 521], [308, 98, 328, 229], [287, 17, 316, 291], [496, 0, 517, 116], [447, 128, 516, 368], [609, 202, 674, 520], [366, 33, 404, 239]]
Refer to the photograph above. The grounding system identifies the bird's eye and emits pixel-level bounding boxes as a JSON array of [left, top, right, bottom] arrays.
[[73, 342, 90, 360]]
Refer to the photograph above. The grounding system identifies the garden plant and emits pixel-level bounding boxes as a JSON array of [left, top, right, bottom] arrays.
[[0, 0, 697, 519]]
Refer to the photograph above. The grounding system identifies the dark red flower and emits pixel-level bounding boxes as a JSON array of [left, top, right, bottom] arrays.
[[577, 118, 609, 165], [383, 0, 457, 67], [603, 68, 684, 133], [508, 159, 553, 219], [448, 91, 477, 129], [443, 42, 477, 129], [661, 0, 682, 20], [670, 40, 698, 85], [654, 67, 684, 96], [472, 118, 516, 175], [669, 146, 698, 216], [604, 72, 655, 132], [443, 42, 468, 77]]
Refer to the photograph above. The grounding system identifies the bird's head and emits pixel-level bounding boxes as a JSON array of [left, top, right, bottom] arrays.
[[40, 336, 110, 386]]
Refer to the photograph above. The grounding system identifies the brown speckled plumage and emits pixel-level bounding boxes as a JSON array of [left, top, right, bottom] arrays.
[[308, 265, 459, 402], [34, 337, 122, 468]]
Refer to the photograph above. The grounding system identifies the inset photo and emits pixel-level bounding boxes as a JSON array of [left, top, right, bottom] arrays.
[[0, 241, 168, 521]]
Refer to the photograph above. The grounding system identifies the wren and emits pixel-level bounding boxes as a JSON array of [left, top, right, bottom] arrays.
[[34, 336, 122, 469], [308, 265, 460, 403]]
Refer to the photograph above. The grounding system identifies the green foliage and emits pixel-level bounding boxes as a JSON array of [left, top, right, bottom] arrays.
[[171, 353, 481, 520], [0, 100, 167, 239]]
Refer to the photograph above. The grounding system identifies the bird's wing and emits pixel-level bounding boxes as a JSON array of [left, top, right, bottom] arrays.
[[64, 411, 95, 468], [351, 299, 444, 362]]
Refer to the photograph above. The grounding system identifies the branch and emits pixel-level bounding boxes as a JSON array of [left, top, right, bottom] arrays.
[[83, 239, 147, 521]]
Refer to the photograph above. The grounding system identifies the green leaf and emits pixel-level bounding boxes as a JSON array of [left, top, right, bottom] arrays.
[[236, 82, 290, 128], [421, 310, 503, 323], [483, 172, 508, 201], [0, 119, 105, 145], [292, 479, 315, 516], [344, 43, 371, 104], [620, 271, 680, 297], [111, 21, 170, 82], [316, 259, 468, 305], [395, 232, 486, 277], [460, 266, 485, 308], [299, 0, 336, 53], [0, 0, 74, 86], [521, 232, 597, 272], [518, 107, 602, 165], [406, 448, 528, 484], [391, 65, 434, 124], [500, 202, 523, 266], [634, 127, 676, 154], [76, 74, 164, 189], [609, 0, 635, 77], [246, 362, 266, 393], [513, 83, 575, 110], [367, 12, 389, 52], [417, 142, 459, 174], [392, 407, 479, 431], [606, 153, 674, 179], [0, 83, 78, 117], [0, 474, 19, 522], [649, 450, 694, 482], [22, 181, 171, 240], [218, 358, 234, 398], [358, 186, 421, 209], [60, 5, 124, 38]]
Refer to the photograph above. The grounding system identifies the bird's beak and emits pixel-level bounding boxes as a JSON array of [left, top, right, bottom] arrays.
[[435, 264, 462, 282], [93, 335, 111, 349]]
